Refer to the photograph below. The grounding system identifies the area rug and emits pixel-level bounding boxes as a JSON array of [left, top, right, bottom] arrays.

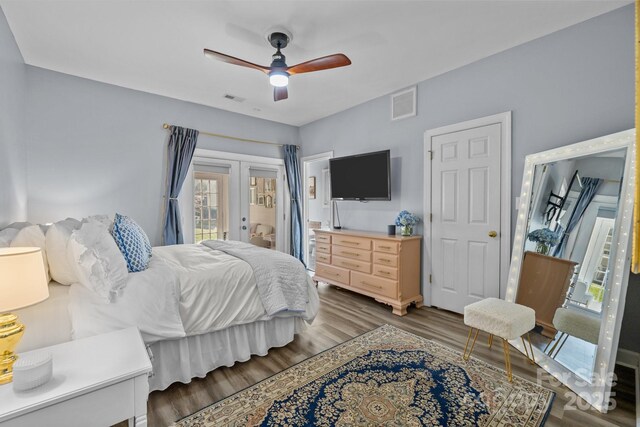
[[174, 324, 555, 426]]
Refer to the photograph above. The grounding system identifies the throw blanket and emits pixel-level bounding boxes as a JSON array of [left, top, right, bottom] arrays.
[[202, 240, 309, 315]]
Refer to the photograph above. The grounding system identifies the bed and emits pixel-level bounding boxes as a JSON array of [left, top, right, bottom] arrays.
[[15, 241, 319, 392]]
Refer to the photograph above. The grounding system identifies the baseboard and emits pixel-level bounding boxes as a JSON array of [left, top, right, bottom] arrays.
[[616, 349, 640, 427]]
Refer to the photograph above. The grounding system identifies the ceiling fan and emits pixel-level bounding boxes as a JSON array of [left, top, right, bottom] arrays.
[[204, 31, 351, 102]]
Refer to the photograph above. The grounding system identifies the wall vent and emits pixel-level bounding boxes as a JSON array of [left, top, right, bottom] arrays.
[[390, 86, 417, 121], [223, 94, 246, 103]]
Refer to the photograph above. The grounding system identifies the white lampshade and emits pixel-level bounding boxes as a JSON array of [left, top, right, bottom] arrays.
[[0, 247, 49, 312]]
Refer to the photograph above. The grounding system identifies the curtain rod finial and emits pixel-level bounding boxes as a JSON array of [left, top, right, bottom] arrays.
[[163, 123, 170, 129]]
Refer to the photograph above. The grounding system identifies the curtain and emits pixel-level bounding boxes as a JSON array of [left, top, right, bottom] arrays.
[[553, 177, 602, 258], [283, 144, 304, 264], [163, 125, 199, 245]]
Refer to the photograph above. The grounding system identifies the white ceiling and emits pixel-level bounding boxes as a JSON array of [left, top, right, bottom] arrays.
[[1, 1, 630, 126]]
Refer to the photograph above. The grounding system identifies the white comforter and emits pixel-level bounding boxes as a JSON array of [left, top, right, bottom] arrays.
[[68, 244, 319, 344]]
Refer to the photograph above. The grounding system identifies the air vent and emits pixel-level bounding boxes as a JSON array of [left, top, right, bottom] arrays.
[[223, 94, 246, 103], [391, 86, 416, 121]]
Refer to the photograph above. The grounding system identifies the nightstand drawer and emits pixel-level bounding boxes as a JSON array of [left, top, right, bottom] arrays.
[[332, 255, 371, 274], [317, 243, 331, 254], [332, 245, 372, 262], [373, 265, 398, 280], [316, 253, 331, 264], [373, 252, 398, 267], [315, 264, 349, 285], [333, 235, 372, 250], [315, 233, 331, 244], [374, 240, 399, 254], [351, 272, 398, 300]]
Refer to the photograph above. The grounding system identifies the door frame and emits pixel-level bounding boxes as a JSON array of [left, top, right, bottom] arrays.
[[181, 149, 288, 252], [423, 111, 512, 304], [301, 151, 333, 267]]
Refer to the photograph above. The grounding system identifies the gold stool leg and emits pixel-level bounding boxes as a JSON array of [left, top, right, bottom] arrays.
[[488, 334, 493, 349], [463, 328, 480, 361], [551, 333, 570, 359], [527, 333, 536, 365], [546, 332, 566, 358], [502, 339, 513, 382]]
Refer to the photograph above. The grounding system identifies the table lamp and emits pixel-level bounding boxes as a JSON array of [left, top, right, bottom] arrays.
[[0, 247, 49, 384]]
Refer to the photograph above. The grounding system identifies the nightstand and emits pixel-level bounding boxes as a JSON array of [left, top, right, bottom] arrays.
[[0, 327, 152, 427]]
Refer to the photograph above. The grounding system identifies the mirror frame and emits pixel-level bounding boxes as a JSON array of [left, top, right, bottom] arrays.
[[505, 129, 635, 413]]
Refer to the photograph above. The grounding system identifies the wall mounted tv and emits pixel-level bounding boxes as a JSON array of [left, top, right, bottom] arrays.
[[330, 150, 391, 201]]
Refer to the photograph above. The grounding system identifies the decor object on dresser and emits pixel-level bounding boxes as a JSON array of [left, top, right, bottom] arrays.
[[312, 229, 422, 315], [516, 251, 577, 339], [526, 228, 561, 255], [0, 327, 152, 427], [174, 325, 554, 427], [0, 248, 49, 384], [395, 210, 420, 236]]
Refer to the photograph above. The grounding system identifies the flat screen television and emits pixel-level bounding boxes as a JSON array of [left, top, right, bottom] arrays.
[[330, 150, 391, 200]]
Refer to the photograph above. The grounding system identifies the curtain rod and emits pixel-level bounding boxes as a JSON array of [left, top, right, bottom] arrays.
[[162, 123, 298, 148]]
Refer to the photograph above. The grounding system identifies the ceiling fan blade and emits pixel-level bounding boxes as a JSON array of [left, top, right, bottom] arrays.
[[274, 86, 288, 102], [287, 54, 351, 75], [203, 49, 270, 74]]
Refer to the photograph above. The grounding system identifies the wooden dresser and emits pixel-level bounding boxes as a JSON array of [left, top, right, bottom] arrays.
[[312, 229, 423, 316], [516, 251, 578, 338]]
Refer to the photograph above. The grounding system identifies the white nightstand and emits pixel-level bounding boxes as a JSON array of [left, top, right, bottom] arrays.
[[0, 327, 152, 427]]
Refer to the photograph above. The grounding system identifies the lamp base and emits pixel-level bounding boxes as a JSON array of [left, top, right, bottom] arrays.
[[0, 313, 25, 384]]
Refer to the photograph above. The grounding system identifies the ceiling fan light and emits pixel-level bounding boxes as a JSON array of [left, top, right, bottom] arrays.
[[269, 71, 289, 87]]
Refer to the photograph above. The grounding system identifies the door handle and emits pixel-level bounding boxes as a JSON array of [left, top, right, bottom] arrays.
[[242, 226, 247, 230], [488, 231, 498, 238]]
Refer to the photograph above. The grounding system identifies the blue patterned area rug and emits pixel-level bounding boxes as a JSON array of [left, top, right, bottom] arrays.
[[174, 325, 554, 426]]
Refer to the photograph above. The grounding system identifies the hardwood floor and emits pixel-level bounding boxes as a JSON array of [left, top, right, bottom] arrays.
[[141, 284, 636, 426]]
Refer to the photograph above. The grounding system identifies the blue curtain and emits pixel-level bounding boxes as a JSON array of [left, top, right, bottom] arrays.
[[163, 125, 199, 245], [283, 145, 304, 264], [553, 177, 602, 258]]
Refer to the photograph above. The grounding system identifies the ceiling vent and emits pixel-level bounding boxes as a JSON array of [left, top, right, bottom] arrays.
[[223, 94, 246, 103], [390, 86, 417, 121]]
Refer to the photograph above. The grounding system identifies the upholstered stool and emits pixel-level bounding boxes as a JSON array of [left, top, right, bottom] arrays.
[[545, 307, 601, 358], [463, 298, 536, 381]]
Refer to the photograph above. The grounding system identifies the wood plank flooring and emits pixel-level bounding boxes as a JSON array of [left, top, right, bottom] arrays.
[[137, 284, 636, 426]]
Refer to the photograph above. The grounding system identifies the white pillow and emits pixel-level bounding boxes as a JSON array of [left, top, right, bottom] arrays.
[[10, 225, 50, 283], [45, 218, 81, 285], [0, 228, 19, 247], [67, 220, 128, 302], [256, 224, 272, 236]]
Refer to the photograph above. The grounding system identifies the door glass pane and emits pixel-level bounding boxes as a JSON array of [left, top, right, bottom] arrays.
[[194, 171, 228, 242], [249, 171, 277, 250]]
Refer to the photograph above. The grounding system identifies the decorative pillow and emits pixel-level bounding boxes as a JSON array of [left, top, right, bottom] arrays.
[[11, 225, 50, 283], [68, 220, 128, 302], [111, 213, 152, 272], [0, 227, 19, 247], [86, 214, 113, 229], [256, 224, 272, 236], [45, 218, 82, 285], [6, 221, 32, 231]]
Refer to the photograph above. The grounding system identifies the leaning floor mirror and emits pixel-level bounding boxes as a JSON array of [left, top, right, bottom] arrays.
[[505, 129, 635, 413]]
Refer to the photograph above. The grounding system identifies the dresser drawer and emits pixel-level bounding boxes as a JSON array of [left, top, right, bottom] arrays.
[[333, 235, 372, 250], [351, 272, 398, 300], [317, 243, 331, 254], [332, 245, 372, 262], [315, 233, 331, 244], [373, 252, 398, 267], [332, 255, 371, 274], [373, 264, 398, 280], [373, 240, 399, 254], [316, 253, 331, 265], [315, 264, 350, 285]]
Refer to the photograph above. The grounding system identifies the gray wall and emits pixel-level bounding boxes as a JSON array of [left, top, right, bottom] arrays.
[[300, 6, 638, 350], [24, 67, 299, 245], [0, 7, 27, 227]]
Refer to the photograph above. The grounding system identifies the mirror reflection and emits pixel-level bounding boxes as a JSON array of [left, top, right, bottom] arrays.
[[517, 148, 626, 382]]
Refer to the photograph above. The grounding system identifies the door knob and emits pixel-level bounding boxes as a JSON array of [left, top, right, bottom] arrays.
[[242, 226, 247, 230], [242, 217, 247, 222], [488, 231, 498, 238]]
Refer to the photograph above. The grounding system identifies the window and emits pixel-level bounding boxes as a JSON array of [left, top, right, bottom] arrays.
[[194, 172, 226, 243], [576, 216, 615, 312]]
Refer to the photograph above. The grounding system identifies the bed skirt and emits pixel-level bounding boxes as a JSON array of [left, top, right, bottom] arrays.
[[148, 316, 308, 392]]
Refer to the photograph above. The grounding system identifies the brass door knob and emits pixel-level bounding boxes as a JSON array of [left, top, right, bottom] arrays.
[[488, 231, 498, 238]]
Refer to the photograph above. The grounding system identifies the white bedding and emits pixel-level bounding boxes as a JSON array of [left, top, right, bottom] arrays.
[[68, 244, 319, 344]]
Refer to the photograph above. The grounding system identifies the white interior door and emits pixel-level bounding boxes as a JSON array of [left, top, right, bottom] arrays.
[[429, 123, 502, 313]]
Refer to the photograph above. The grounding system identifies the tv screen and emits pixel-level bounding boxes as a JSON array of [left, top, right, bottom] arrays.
[[330, 150, 390, 200]]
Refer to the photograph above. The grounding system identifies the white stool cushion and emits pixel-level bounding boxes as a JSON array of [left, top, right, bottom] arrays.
[[464, 298, 535, 340], [552, 307, 601, 345]]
